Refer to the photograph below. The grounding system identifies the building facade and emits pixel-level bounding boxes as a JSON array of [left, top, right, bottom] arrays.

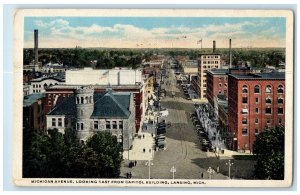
[[23, 94, 46, 132], [227, 73, 285, 152], [46, 87, 135, 150], [30, 76, 65, 94], [192, 54, 221, 100]]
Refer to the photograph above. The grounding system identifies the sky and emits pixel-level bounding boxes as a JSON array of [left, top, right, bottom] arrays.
[[24, 17, 286, 48]]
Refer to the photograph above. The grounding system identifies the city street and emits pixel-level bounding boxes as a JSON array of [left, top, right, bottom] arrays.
[[121, 66, 229, 180]]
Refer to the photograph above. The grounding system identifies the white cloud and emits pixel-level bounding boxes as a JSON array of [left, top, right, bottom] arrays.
[[26, 19, 284, 48]]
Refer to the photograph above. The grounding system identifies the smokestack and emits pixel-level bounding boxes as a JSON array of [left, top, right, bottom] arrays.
[[34, 29, 38, 66], [213, 40, 216, 53], [229, 39, 232, 68]]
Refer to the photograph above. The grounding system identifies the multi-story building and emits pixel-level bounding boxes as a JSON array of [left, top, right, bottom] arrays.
[[44, 68, 145, 132], [23, 93, 46, 132], [193, 53, 221, 100], [30, 76, 65, 94], [227, 72, 285, 152], [46, 86, 135, 150], [206, 69, 229, 109]]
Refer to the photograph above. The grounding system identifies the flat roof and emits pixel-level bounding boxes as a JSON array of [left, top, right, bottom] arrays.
[[23, 93, 45, 107], [207, 69, 228, 75], [229, 72, 285, 80]]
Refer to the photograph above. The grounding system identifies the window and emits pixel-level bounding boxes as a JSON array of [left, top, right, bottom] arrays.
[[242, 85, 248, 93], [106, 121, 111, 129], [242, 128, 248, 136], [255, 108, 259, 113], [266, 85, 272, 93], [119, 121, 123, 129], [255, 97, 259, 104], [266, 118, 271, 124], [242, 118, 248, 124], [278, 108, 284, 114], [255, 118, 259, 124], [58, 118, 62, 127], [278, 85, 284, 94], [242, 97, 248, 104], [94, 121, 99, 129], [254, 85, 260, 93], [112, 121, 117, 129], [278, 98, 284, 104], [48, 101, 52, 106], [81, 123, 84, 130], [224, 84, 227, 88], [255, 129, 259, 135], [266, 108, 272, 114], [203, 65, 206, 68], [266, 97, 272, 104], [52, 118, 56, 127], [219, 83, 222, 87], [218, 90, 222, 94], [242, 109, 248, 114]]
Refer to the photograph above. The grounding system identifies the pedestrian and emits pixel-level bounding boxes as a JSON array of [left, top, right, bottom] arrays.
[[143, 134, 145, 139], [129, 172, 132, 179], [126, 172, 129, 179], [151, 133, 153, 137], [201, 172, 204, 179], [135, 160, 137, 166], [217, 166, 219, 173], [143, 148, 145, 153]]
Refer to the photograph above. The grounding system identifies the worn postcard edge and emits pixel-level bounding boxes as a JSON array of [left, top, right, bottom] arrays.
[[12, 9, 294, 188]]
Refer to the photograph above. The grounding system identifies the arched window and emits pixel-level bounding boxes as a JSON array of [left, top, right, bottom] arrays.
[[43, 83, 48, 89], [278, 85, 284, 94], [278, 98, 284, 104], [266, 97, 272, 104], [266, 85, 272, 93], [242, 85, 248, 93], [81, 97, 84, 104], [85, 96, 89, 104], [254, 85, 260, 93]]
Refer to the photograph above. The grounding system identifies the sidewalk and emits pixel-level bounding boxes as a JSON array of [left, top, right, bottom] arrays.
[[123, 132, 155, 161], [196, 105, 227, 150]]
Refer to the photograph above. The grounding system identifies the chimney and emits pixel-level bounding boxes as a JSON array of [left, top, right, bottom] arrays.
[[229, 39, 232, 68], [213, 40, 216, 53], [34, 29, 38, 66]]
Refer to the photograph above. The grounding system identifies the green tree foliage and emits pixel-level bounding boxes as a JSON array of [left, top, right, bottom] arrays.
[[23, 129, 123, 178], [253, 125, 285, 180]]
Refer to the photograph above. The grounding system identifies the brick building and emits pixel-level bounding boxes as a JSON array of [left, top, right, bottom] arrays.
[[23, 93, 46, 132], [44, 85, 144, 133], [227, 72, 285, 152]]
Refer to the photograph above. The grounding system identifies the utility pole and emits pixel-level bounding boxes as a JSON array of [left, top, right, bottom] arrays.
[[170, 166, 176, 179], [146, 160, 153, 179], [226, 160, 234, 179]]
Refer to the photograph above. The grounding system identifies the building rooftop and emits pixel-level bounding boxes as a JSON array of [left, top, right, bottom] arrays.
[[229, 72, 285, 80], [23, 93, 45, 107], [48, 92, 131, 119], [30, 76, 65, 82], [207, 69, 229, 75]]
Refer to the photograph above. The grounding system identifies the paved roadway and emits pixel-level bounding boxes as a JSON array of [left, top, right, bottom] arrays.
[[121, 67, 228, 180]]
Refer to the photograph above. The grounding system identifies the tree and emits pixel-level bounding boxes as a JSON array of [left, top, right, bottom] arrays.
[[253, 125, 285, 180], [23, 129, 123, 178], [85, 132, 123, 178]]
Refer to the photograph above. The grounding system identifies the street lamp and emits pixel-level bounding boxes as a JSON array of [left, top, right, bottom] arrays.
[[207, 167, 215, 179], [226, 160, 234, 179], [170, 166, 176, 179], [145, 160, 154, 179]]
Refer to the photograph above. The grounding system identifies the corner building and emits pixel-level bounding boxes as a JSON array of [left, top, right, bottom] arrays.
[[227, 73, 285, 152]]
